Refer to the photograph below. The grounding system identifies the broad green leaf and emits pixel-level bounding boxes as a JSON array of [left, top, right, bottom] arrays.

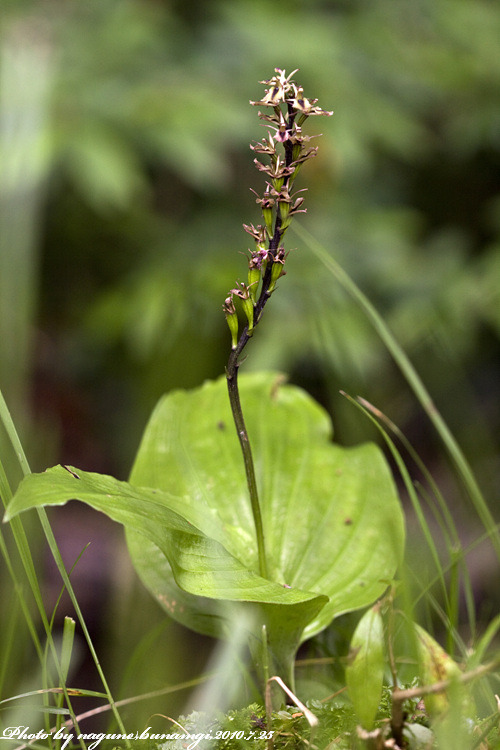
[[5, 371, 404, 680], [4, 465, 324, 603], [127, 371, 404, 642], [345, 605, 385, 729], [4, 463, 326, 681]]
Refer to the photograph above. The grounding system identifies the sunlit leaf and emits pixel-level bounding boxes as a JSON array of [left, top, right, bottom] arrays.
[[127, 372, 404, 642], [5, 372, 404, 680], [4, 463, 325, 682]]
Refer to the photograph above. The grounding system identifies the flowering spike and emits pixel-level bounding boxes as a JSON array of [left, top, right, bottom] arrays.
[[224, 71, 332, 593], [224, 71, 331, 347]]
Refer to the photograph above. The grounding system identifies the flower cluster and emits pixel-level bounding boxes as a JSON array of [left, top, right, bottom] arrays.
[[224, 69, 332, 350]]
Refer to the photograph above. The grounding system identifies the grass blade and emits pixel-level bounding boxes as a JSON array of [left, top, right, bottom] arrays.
[[294, 222, 500, 560], [0, 387, 127, 742]]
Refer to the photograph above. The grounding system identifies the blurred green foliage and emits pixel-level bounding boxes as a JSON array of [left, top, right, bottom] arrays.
[[2, 0, 499, 476], [1, 0, 499, 724]]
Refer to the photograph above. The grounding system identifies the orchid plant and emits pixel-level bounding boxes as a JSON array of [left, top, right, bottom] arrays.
[[4, 70, 405, 693]]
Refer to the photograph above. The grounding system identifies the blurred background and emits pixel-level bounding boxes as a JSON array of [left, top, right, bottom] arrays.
[[1, 0, 499, 728]]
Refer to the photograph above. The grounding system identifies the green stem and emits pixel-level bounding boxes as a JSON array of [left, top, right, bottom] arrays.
[[226, 349, 268, 579]]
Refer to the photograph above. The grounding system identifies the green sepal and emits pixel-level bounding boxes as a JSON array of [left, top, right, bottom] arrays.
[[268, 260, 285, 293], [240, 295, 254, 334], [262, 207, 274, 237], [225, 311, 239, 348], [247, 267, 261, 303]]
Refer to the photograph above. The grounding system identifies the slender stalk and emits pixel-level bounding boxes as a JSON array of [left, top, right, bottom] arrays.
[[226, 351, 268, 579]]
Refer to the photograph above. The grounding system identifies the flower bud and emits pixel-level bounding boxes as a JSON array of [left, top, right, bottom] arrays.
[[251, 188, 275, 237], [276, 186, 292, 228], [231, 283, 255, 336], [262, 206, 274, 237], [279, 200, 291, 226], [248, 261, 261, 304], [241, 296, 254, 335], [223, 295, 239, 349], [268, 248, 288, 293]]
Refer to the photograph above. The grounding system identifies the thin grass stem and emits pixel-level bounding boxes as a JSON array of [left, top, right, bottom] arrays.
[[294, 222, 500, 560], [342, 392, 450, 609], [0, 387, 128, 744]]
